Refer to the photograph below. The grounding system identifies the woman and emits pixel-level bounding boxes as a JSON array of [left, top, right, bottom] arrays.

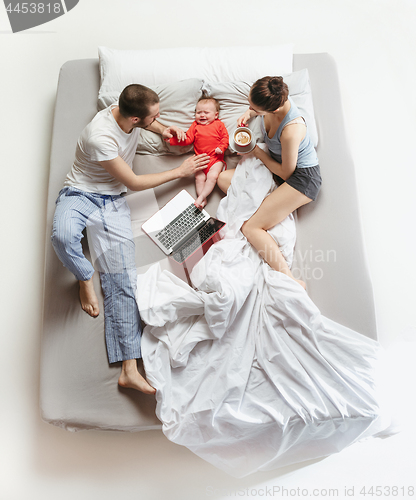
[[218, 76, 322, 289]]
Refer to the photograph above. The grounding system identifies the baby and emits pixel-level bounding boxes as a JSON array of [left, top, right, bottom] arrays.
[[170, 96, 229, 209]]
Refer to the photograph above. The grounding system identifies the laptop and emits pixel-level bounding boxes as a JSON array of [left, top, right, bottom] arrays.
[[141, 190, 225, 268]]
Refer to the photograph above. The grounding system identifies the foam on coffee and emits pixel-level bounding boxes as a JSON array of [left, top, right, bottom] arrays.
[[234, 130, 251, 146]]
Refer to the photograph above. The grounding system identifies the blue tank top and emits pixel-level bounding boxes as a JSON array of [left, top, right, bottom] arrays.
[[260, 96, 318, 168]]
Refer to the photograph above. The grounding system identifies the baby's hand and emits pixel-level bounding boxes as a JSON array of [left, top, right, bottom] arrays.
[[163, 126, 186, 142], [215, 147, 223, 154]]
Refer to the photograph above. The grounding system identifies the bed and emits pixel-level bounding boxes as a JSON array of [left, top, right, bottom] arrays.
[[41, 46, 381, 463]]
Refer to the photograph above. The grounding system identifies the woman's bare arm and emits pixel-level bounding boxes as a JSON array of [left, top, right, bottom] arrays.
[[237, 108, 260, 127], [253, 124, 305, 180]]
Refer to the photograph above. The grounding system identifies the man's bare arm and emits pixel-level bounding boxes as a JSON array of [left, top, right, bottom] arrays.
[[146, 119, 166, 135], [146, 120, 186, 142], [99, 154, 209, 192]]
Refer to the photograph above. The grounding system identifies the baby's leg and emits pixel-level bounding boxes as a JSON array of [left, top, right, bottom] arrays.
[[194, 170, 206, 198], [194, 162, 224, 209]]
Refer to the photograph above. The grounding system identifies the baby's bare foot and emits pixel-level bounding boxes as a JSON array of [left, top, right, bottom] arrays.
[[79, 278, 100, 317], [118, 360, 156, 395], [194, 196, 207, 209]]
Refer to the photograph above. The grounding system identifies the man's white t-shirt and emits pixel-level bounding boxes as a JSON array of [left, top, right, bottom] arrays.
[[64, 104, 141, 195]]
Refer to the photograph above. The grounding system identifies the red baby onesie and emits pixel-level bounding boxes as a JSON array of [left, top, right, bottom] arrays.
[[170, 119, 229, 175]]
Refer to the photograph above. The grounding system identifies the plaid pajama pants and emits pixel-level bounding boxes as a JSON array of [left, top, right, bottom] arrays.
[[51, 186, 141, 363]]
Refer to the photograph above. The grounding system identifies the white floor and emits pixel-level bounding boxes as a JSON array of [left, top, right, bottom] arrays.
[[3, 339, 415, 500], [1, 1, 415, 498]]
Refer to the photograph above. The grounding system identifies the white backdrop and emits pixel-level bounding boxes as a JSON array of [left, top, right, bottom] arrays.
[[1, 1, 415, 499]]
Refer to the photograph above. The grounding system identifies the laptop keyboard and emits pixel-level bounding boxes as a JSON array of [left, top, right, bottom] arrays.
[[172, 219, 222, 263], [155, 203, 205, 249]]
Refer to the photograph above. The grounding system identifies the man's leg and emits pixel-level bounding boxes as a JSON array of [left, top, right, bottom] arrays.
[[118, 359, 156, 394], [51, 187, 100, 317], [78, 277, 100, 317], [87, 195, 155, 394]]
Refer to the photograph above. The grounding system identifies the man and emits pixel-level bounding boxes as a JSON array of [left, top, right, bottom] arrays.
[[52, 84, 209, 394]]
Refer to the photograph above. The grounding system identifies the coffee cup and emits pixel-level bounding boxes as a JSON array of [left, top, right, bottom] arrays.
[[233, 127, 252, 147]]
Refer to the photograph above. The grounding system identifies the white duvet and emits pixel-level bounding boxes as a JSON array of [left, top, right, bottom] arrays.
[[137, 149, 390, 477]]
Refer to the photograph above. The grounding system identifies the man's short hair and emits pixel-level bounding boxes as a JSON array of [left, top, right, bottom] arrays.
[[118, 84, 159, 120]]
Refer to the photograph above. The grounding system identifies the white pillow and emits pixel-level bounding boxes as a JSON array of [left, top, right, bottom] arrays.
[[141, 78, 206, 155], [202, 69, 318, 152], [98, 78, 204, 155], [98, 45, 293, 101]]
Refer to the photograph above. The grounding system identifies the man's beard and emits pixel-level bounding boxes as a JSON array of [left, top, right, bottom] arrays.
[[141, 116, 157, 130]]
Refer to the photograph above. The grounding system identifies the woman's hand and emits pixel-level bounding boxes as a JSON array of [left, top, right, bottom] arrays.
[[236, 144, 259, 157], [237, 109, 253, 127], [177, 154, 210, 177], [163, 125, 186, 142], [215, 147, 223, 154]]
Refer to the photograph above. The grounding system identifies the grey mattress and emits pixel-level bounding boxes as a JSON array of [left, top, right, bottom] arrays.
[[41, 53, 377, 431]]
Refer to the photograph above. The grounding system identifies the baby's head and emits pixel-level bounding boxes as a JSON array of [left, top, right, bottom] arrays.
[[195, 95, 220, 125]]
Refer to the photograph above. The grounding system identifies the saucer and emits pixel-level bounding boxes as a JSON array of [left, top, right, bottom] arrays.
[[230, 137, 256, 154]]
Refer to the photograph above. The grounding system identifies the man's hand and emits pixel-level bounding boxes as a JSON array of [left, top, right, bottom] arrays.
[[177, 154, 210, 177], [163, 125, 186, 142], [215, 147, 223, 154]]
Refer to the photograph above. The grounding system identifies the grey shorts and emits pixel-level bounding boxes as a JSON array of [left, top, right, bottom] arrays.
[[273, 164, 322, 201]]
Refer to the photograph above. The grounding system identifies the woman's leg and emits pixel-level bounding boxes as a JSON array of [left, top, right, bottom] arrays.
[[195, 162, 224, 209], [241, 182, 312, 287], [217, 168, 235, 194]]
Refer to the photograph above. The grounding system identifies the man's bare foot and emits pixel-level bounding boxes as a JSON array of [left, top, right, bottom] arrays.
[[194, 196, 207, 209], [118, 359, 156, 395], [79, 278, 100, 317]]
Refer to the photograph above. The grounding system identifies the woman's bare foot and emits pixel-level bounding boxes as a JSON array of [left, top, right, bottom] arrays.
[[118, 359, 156, 395], [295, 279, 307, 290], [79, 278, 100, 317]]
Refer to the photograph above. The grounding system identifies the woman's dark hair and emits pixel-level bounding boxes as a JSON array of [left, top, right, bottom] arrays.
[[118, 84, 159, 119], [249, 76, 289, 112]]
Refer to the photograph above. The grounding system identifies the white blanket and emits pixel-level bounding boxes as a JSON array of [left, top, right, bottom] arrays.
[[137, 150, 388, 477]]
